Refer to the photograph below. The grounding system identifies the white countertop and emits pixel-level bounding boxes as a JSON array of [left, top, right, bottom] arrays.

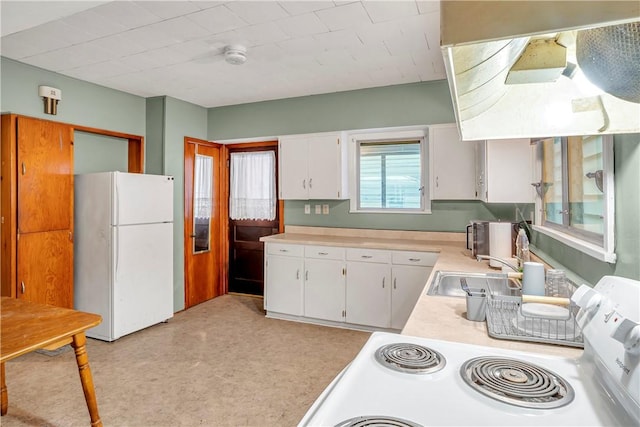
[[262, 227, 582, 359]]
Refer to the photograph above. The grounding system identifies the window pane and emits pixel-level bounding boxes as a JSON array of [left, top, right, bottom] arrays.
[[193, 154, 213, 253], [542, 137, 563, 225], [359, 141, 421, 209], [567, 135, 604, 235]]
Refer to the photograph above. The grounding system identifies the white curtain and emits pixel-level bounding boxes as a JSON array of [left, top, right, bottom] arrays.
[[230, 151, 276, 220], [194, 154, 213, 220]]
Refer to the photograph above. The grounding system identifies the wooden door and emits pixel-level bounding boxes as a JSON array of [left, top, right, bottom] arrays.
[[184, 138, 222, 308], [17, 116, 73, 233], [227, 144, 280, 296], [17, 230, 73, 307]]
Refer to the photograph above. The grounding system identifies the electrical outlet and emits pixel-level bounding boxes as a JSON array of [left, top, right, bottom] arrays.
[[315, 205, 321, 214], [322, 204, 329, 215], [304, 204, 310, 214]]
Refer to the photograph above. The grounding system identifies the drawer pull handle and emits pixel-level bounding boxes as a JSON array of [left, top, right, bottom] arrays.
[[409, 258, 421, 262], [361, 255, 372, 259], [318, 252, 328, 255], [279, 249, 288, 252]]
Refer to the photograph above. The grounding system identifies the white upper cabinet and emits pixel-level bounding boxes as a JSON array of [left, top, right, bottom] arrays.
[[429, 123, 478, 200], [477, 139, 535, 203], [279, 132, 348, 200]]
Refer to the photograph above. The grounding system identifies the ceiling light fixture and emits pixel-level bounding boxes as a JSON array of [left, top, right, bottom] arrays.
[[224, 45, 247, 65]]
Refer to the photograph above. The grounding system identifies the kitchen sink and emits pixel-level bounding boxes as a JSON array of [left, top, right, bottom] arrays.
[[427, 271, 520, 297]]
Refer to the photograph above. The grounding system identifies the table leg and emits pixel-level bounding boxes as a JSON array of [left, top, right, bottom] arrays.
[[1, 362, 7, 416], [71, 333, 102, 427]]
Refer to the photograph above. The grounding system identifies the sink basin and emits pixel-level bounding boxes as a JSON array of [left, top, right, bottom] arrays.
[[427, 271, 520, 297]]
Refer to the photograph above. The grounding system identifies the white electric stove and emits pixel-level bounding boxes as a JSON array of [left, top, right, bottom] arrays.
[[299, 276, 640, 427]]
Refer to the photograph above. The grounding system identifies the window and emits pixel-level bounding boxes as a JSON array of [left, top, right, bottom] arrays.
[[349, 128, 429, 213], [534, 134, 615, 262]]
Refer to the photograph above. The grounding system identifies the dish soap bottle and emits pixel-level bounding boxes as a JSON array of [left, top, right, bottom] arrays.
[[516, 228, 530, 269]]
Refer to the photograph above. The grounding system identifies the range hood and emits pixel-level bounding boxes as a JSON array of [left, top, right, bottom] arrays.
[[441, 1, 640, 140]]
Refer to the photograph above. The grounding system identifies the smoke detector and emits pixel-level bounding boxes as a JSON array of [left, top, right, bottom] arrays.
[[224, 45, 247, 65]]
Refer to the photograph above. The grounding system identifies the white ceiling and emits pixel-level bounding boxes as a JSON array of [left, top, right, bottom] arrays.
[[0, 0, 445, 108]]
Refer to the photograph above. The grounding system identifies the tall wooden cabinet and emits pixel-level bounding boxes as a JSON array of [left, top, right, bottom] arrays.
[[1, 114, 74, 307]]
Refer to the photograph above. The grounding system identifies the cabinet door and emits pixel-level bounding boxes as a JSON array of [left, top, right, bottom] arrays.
[[485, 139, 534, 203], [346, 261, 391, 328], [265, 255, 304, 315], [304, 258, 345, 322], [391, 265, 432, 329], [17, 116, 73, 233], [279, 137, 308, 200], [476, 140, 488, 201], [430, 124, 477, 200], [307, 134, 340, 199], [17, 230, 73, 308]]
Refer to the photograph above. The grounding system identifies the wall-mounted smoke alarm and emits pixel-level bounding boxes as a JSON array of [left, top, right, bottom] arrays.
[[38, 85, 62, 115]]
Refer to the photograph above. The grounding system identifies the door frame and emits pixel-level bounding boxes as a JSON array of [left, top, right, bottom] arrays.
[[184, 137, 223, 308], [221, 141, 284, 295]]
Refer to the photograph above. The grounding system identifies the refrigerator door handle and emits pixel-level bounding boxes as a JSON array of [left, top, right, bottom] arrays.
[[114, 226, 119, 279]]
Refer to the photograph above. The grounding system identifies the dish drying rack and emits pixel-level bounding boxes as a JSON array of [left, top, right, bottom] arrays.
[[485, 276, 584, 348]]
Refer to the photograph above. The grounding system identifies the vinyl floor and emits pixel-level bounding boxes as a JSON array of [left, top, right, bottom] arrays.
[[1, 295, 370, 427]]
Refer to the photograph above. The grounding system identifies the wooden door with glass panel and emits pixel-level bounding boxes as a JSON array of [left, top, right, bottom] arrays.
[[227, 144, 280, 296], [184, 138, 222, 308]]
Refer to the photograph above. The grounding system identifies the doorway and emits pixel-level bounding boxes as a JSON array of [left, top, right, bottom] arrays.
[[184, 137, 222, 308], [225, 142, 283, 296]]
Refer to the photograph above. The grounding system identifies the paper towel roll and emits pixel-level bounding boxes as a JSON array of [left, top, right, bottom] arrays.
[[489, 222, 512, 268]]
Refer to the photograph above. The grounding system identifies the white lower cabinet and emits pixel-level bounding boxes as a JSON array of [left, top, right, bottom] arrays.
[[304, 246, 345, 322], [264, 242, 437, 330], [391, 265, 432, 329], [264, 244, 304, 316], [345, 261, 391, 328]]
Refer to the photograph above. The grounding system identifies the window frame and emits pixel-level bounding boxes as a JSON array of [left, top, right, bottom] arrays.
[[348, 127, 430, 214], [532, 134, 616, 263]]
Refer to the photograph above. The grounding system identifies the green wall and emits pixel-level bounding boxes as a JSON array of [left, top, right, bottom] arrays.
[[208, 81, 455, 140], [153, 96, 209, 312], [73, 131, 128, 174], [0, 57, 145, 135]]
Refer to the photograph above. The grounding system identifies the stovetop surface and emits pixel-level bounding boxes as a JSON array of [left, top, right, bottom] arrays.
[[300, 331, 634, 427]]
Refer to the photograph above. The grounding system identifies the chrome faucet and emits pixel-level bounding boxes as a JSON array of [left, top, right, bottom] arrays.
[[476, 255, 520, 272]]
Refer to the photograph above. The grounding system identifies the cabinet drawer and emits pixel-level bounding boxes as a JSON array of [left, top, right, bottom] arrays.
[[267, 243, 304, 257], [346, 248, 390, 263], [392, 251, 438, 267], [304, 245, 345, 260]]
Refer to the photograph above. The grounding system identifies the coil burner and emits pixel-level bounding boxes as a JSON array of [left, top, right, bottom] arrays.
[[335, 416, 423, 427], [460, 356, 575, 409], [374, 343, 445, 374]]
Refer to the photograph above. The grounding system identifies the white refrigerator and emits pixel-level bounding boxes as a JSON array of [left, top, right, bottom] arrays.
[[74, 171, 174, 341]]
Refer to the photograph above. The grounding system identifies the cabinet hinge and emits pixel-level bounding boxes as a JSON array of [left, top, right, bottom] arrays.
[[342, 267, 345, 276], [337, 191, 340, 198], [337, 138, 340, 145]]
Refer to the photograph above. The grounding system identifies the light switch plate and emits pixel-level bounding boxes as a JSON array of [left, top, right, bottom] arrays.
[[322, 204, 329, 215], [304, 204, 310, 214], [315, 204, 321, 214]]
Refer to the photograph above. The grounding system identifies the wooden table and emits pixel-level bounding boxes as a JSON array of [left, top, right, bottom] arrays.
[[1, 297, 103, 426]]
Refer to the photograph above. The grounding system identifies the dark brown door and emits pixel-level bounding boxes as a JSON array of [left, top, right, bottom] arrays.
[[227, 144, 281, 296], [184, 138, 222, 308]]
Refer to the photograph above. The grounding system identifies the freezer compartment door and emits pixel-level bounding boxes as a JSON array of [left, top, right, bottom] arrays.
[[112, 222, 174, 340], [114, 172, 174, 225]]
